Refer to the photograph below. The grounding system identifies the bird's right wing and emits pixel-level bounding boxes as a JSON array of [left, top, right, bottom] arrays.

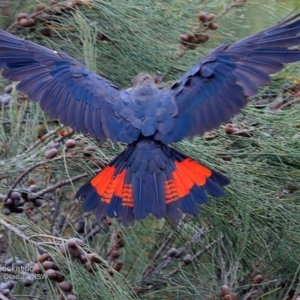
[[154, 13, 300, 143]]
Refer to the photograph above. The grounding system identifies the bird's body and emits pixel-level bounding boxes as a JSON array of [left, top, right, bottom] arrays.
[[1, 13, 300, 225]]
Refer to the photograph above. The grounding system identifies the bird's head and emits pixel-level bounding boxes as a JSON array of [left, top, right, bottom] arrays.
[[131, 73, 156, 89]]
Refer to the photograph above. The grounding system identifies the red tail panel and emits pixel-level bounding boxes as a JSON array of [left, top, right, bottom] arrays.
[[121, 183, 134, 208], [91, 166, 115, 198], [77, 137, 230, 225], [165, 179, 179, 204]]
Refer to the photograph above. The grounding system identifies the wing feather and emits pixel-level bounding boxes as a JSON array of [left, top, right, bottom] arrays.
[[0, 30, 137, 143], [155, 13, 300, 143]]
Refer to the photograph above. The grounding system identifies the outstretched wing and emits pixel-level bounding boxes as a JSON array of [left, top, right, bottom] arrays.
[[0, 30, 138, 143], [155, 13, 300, 143]]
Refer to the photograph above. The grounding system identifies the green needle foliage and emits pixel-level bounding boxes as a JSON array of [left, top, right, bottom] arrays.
[[0, 0, 300, 299]]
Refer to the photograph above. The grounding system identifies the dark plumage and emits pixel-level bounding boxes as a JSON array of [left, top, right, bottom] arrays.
[[1, 13, 300, 225]]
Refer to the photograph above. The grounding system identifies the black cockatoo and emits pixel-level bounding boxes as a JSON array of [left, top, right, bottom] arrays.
[[1, 13, 300, 225]]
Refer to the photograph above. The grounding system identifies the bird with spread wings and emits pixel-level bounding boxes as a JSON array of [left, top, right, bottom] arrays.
[[1, 13, 300, 225]]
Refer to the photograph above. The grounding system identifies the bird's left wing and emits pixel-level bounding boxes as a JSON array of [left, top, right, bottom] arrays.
[[155, 13, 300, 143], [0, 30, 138, 143]]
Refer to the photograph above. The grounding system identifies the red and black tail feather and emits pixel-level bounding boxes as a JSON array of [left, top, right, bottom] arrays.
[[76, 137, 229, 225]]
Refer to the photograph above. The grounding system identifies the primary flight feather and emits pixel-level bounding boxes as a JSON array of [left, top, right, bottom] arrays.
[[1, 13, 300, 225]]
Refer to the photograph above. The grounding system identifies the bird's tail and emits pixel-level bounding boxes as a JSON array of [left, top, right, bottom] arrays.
[[76, 137, 230, 225]]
